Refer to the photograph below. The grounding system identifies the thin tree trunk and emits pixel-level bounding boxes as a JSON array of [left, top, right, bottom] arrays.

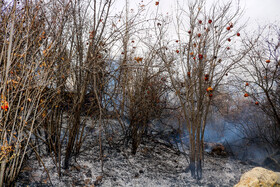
[[64, 103, 81, 169], [189, 130, 196, 178]]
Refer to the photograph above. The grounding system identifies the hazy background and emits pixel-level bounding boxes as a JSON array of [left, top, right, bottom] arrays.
[[113, 0, 280, 29]]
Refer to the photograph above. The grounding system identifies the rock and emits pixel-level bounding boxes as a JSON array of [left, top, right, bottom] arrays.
[[262, 150, 280, 172], [204, 142, 228, 157], [234, 167, 280, 187], [277, 172, 280, 184]]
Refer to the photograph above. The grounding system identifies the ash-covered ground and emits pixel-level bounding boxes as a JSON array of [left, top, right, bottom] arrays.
[[15, 119, 255, 187]]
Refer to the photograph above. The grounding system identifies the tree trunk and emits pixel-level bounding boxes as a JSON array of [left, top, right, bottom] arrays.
[[189, 133, 196, 178], [188, 125, 204, 179], [64, 103, 81, 169], [131, 124, 139, 155], [196, 137, 203, 179]]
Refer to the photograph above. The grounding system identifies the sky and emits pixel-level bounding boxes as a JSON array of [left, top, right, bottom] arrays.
[[116, 0, 280, 30], [240, 0, 280, 26], [3, 0, 280, 27]]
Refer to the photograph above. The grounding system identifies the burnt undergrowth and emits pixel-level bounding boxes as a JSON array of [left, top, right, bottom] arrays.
[[14, 117, 256, 187]]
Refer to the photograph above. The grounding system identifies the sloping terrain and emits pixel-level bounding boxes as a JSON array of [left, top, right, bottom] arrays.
[[15, 129, 255, 187]]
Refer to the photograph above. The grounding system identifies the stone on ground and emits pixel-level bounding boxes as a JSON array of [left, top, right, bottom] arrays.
[[234, 167, 280, 187]]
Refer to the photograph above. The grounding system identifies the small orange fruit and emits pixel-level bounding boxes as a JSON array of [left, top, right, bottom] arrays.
[[206, 87, 213, 92]]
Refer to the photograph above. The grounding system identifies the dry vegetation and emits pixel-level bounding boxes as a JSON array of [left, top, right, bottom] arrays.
[[0, 0, 279, 186]]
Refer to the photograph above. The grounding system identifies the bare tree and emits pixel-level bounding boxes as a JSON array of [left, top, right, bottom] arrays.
[[0, 0, 66, 185], [157, 0, 250, 178], [233, 24, 280, 148], [61, 0, 114, 170]]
